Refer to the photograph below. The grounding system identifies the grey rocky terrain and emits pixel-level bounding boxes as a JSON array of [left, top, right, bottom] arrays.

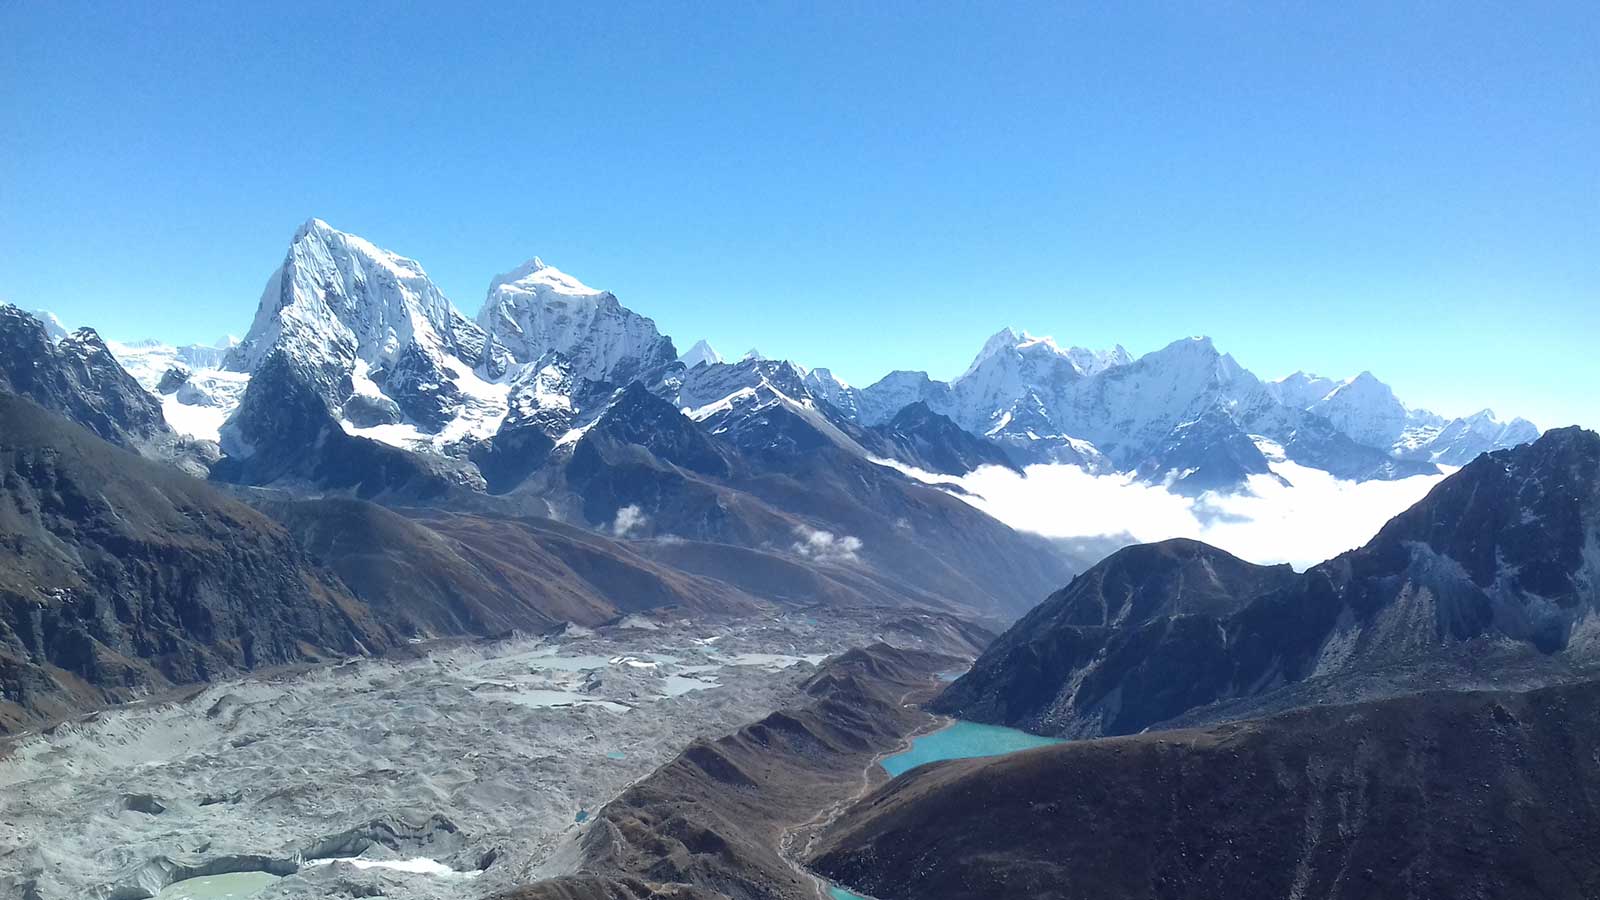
[[0, 609, 980, 900]]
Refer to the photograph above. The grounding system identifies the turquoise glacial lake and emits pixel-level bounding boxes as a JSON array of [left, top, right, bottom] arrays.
[[821, 722, 1062, 900], [880, 720, 1063, 778]]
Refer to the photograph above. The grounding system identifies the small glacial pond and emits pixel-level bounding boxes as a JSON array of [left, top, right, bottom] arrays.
[[155, 872, 280, 899], [828, 887, 870, 900], [880, 720, 1063, 778]]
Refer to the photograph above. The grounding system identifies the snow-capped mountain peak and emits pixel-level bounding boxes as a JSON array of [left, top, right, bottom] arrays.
[[960, 328, 1131, 381], [679, 338, 724, 368], [219, 218, 501, 455], [1308, 370, 1418, 451], [1066, 343, 1132, 376], [489, 256, 604, 297], [1267, 370, 1340, 408], [960, 327, 1024, 379], [231, 217, 485, 377], [477, 255, 676, 385]]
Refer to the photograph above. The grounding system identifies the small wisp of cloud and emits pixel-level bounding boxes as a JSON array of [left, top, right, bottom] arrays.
[[611, 504, 649, 538], [791, 524, 863, 565]]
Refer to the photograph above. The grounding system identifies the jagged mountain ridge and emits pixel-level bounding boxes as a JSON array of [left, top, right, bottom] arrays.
[[111, 220, 1537, 498], [0, 305, 177, 456], [933, 426, 1600, 738]]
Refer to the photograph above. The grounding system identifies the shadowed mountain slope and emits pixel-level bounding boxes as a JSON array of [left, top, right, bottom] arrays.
[[814, 677, 1600, 900], [0, 395, 391, 734]]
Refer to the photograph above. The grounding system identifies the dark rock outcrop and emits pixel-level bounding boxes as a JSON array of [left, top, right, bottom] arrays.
[[0, 304, 173, 452], [867, 401, 1021, 476], [212, 349, 467, 502]]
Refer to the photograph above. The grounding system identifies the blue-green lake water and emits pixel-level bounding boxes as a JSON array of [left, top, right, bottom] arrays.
[[827, 888, 869, 900], [880, 720, 1063, 778]]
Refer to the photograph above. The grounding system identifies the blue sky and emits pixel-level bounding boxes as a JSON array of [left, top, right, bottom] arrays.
[[2, 2, 1595, 427]]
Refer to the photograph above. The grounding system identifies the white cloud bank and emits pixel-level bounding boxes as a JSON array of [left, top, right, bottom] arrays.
[[880, 449, 1452, 570]]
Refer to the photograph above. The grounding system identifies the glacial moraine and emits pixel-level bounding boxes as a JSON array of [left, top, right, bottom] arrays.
[[1, 611, 942, 900]]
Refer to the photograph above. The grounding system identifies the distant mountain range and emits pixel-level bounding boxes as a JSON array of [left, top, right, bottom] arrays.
[[40, 220, 1534, 499]]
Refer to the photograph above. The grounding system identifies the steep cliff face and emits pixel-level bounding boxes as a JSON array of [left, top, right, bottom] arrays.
[[0, 305, 174, 453], [0, 395, 390, 734]]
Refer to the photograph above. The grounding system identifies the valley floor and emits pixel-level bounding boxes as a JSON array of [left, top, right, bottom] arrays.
[[0, 610, 934, 900]]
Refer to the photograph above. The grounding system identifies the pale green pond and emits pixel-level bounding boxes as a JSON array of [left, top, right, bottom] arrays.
[[155, 872, 280, 899]]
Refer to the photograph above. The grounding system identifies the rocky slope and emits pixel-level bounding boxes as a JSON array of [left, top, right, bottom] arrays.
[[534, 381, 1073, 621], [258, 499, 769, 636], [813, 677, 1600, 900], [501, 642, 972, 900], [0, 305, 176, 454], [210, 347, 477, 502], [934, 426, 1600, 737], [0, 395, 391, 734]]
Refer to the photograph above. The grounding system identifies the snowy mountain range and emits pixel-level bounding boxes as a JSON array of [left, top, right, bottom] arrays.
[[29, 218, 1540, 498]]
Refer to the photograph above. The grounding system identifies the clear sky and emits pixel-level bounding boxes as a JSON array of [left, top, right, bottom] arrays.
[[2, 2, 1595, 427]]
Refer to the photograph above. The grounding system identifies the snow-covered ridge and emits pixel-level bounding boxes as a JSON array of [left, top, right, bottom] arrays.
[[78, 217, 1540, 493], [1270, 369, 1538, 465], [477, 256, 677, 386]]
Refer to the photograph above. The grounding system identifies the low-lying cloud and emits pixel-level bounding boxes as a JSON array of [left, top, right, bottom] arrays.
[[611, 504, 649, 538], [791, 525, 864, 565], [880, 457, 1451, 570]]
